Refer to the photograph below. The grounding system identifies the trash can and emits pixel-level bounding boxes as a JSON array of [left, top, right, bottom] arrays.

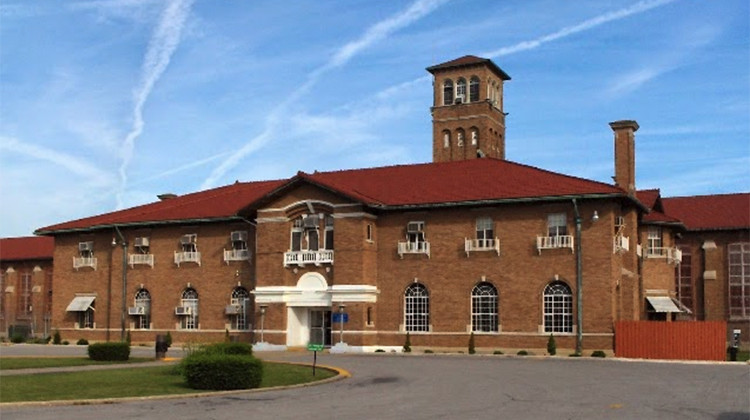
[[155, 334, 168, 359]]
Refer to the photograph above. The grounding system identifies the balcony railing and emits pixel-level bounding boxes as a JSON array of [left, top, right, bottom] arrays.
[[536, 235, 574, 254], [645, 246, 682, 264], [224, 249, 251, 263], [284, 250, 334, 267], [613, 235, 630, 254], [128, 253, 154, 268], [398, 241, 430, 258], [73, 257, 97, 270], [174, 251, 201, 267], [465, 238, 500, 257]]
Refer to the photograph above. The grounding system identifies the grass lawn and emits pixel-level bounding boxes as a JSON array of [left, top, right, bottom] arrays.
[[0, 361, 336, 403], [728, 350, 749, 362], [0, 357, 153, 370]]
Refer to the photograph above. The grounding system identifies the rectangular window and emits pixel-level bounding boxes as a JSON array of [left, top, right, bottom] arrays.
[[307, 229, 319, 251], [180, 234, 197, 252], [476, 217, 494, 248], [648, 227, 663, 251], [407, 221, 426, 250], [79, 307, 94, 329], [366, 224, 373, 242], [18, 272, 32, 318], [728, 243, 750, 319], [547, 213, 567, 237], [324, 216, 334, 250]]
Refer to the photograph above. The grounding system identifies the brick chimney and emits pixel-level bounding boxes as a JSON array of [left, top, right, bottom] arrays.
[[609, 120, 639, 195]]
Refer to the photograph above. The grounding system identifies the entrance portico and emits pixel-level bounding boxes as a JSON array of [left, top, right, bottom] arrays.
[[252, 272, 378, 347]]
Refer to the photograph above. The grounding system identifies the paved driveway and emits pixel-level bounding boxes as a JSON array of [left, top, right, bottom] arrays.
[[1, 345, 748, 420]]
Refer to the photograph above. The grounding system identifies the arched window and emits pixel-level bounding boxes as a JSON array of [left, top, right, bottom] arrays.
[[405, 283, 429, 332], [442, 80, 453, 105], [443, 130, 451, 148], [470, 127, 479, 146], [231, 287, 250, 330], [456, 128, 465, 147], [543, 281, 572, 333], [456, 78, 467, 103], [180, 288, 199, 330], [469, 76, 480, 102], [134, 288, 151, 330], [472, 283, 498, 332]]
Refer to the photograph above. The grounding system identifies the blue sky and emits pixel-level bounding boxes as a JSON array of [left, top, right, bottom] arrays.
[[1, 0, 748, 237]]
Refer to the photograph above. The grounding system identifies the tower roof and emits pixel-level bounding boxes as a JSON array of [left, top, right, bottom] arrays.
[[426, 55, 511, 80]]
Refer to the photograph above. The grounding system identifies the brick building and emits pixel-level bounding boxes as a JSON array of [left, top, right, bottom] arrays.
[[0, 236, 54, 339], [30, 55, 748, 351]]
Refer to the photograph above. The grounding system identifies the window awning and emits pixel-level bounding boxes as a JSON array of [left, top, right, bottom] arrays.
[[66, 296, 95, 312], [646, 296, 682, 313]]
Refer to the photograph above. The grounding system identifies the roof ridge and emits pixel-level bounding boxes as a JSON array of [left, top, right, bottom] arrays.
[[663, 192, 750, 200]]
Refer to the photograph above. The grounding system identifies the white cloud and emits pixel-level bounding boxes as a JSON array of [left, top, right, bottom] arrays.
[[116, 0, 194, 208], [200, 0, 448, 190]]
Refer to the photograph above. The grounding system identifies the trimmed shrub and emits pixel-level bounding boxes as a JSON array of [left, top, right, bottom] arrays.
[[493, 350, 504, 355], [591, 350, 606, 358], [516, 350, 528, 356], [62, 340, 70, 345], [88, 342, 130, 361], [547, 334, 556, 355], [182, 353, 263, 390], [77, 338, 89, 345], [375, 349, 385, 353], [424, 349, 434, 354], [468, 332, 476, 354], [403, 332, 411, 353], [202, 342, 253, 356], [53, 330, 62, 345], [11, 334, 25, 343], [165, 331, 173, 348]]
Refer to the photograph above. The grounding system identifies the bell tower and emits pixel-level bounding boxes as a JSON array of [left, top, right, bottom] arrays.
[[426, 55, 511, 162]]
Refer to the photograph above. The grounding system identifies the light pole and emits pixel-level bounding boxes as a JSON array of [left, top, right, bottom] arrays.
[[338, 304, 346, 344], [259, 304, 267, 343]]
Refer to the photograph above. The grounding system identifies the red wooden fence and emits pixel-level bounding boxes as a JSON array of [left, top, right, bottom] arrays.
[[615, 321, 727, 361]]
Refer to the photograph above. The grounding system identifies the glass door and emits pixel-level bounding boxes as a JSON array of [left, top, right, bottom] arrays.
[[309, 310, 332, 346]]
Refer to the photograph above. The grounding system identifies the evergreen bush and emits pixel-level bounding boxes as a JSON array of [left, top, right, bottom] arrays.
[[493, 350, 504, 355], [547, 334, 556, 355], [182, 353, 263, 390], [516, 350, 529, 356], [77, 338, 89, 345], [10, 334, 25, 343], [87, 342, 130, 361], [165, 331, 173, 348], [591, 350, 606, 358], [53, 330, 62, 345], [203, 342, 254, 356], [402, 332, 411, 353], [468, 332, 476, 354]]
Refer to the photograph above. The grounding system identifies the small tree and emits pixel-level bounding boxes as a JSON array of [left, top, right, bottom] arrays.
[[547, 334, 556, 356], [468, 332, 476, 354], [165, 331, 173, 348], [403, 332, 412, 353]]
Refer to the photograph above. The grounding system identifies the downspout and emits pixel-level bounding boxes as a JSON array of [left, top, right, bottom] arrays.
[[572, 199, 583, 355], [113, 226, 128, 341]]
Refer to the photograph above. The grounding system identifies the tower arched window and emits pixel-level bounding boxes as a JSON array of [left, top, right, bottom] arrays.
[[472, 283, 498, 332], [442, 80, 453, 105], [456, 78, 467, 103], [456, 129, 465, 147], [180, 288, 199, 330], [443, 130, 451, 148], [543, 281, 572, 333], [134, 288, 151, 330], [404, 283, 429, 332], [469, 76, 480, 102], [230, 287, 250, 330], [470, 127, 479, 146]]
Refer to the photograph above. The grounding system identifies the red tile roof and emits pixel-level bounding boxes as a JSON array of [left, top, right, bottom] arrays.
[[0, 236, 54, 261], [426, 55, 511, 80], [662, 193, 750, 231], [637, 189, 683, 226], [301, 158, 628, 207], [35, 180, 285, 234]]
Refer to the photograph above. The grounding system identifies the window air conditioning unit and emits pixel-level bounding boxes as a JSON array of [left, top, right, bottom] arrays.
[[180, 234, 196, 245], [454, 96, 464, 104], [231, 231, 247, 242], [303, 215, 319, 228], [128, 306, 146, 316], [407, 222, 424, 233], [225, 304, 242, 315], [175, 306, 192, 316], [78, 241, 93, 252], [134, 237, 150, 247]]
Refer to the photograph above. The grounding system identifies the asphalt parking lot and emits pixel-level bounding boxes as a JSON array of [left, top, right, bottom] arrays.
[[1, 344, 748, 420]]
